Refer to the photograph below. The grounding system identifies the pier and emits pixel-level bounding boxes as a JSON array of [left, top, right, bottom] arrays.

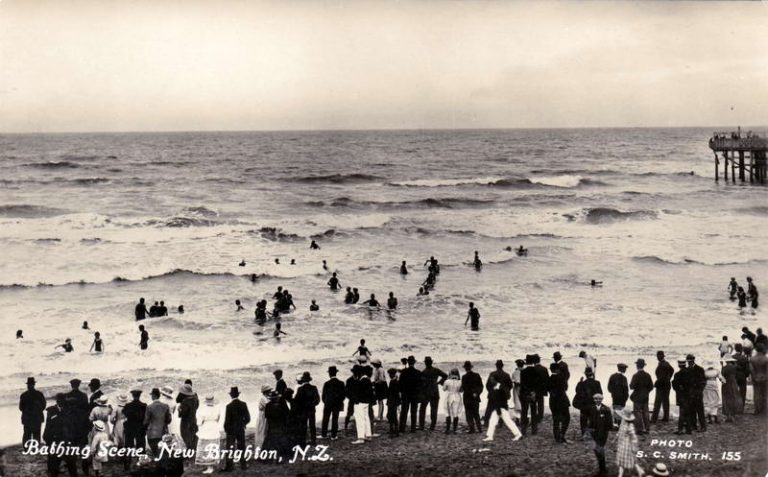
[[709, 130, 767, 184]]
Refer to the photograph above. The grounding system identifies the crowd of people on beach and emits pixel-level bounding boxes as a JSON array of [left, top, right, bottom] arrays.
[[19, 326, 768, 477]]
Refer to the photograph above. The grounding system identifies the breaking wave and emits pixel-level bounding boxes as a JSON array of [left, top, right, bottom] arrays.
[[583, 207, 658, 224]]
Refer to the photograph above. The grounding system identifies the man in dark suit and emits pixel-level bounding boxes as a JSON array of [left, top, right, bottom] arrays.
[[87, 378, 103, 410], [321, 366, 345, 439], [122, 389, 147, 470], [63, 378, 90, 475], [224, 386, 251, 471], [547, 363, 570, 443], [686, 354, 707, 431], [552, 351, 570, 383], [519, 355, 538, 435], [672, 358, 692, 434], [19, 376, 46, 445], [386, 368, 401, 436], [274, 369, 288, 401], [532, 354, 550, 425], [483, 359, 513, 426], [43, 393, 78, 477], [293, 372, 320, 446], [144, 388, 171, 456], [574, 368, 603, 435], [460, 360, 483, 433], [630, 358, 654, 434], [419, 356, 447, 430], [585, 393, 613, 477], [399, 355, 422, 433], [344, 367, 357, 432], [607, 363, 629, 428], [651, 351, 674, 423]]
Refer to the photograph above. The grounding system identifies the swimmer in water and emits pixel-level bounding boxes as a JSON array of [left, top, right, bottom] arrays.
[[138, 325, 149, 350], [273, 286, 284, 300], [322, 260, 328, 271], [16, 330, 23, 339], [235, 299, 245, 312], [290, 259, 296, 265], [400, 261, 408, 275], [464, 302, 480, 330], [590, 280, 603, 287], [309, 300, 319, 311], [275, 258, 280, 265], [56, 338, 74, 353], [362, 294, 380, 308], [310, 240, 320, 250], [177, 305, 184, 314], [135, 298, 148, 321], [418, 287, 429, 296], [251, 273, 258, 283], [274, 322, 287, 339], [82, 321, 89, 330], [516, 245, 528, 256], [352, 288, 360, 304], [473, 251, 482, 269], [239, 259, 246, 267], [328, 272, 341, 291], [423, 271, 436, 289], [728, 277, 738, 300], [353, 339, 371, 359], [89, 332, 104, 353], [344, 287, 354, 304], [387, 292, 398, 310]]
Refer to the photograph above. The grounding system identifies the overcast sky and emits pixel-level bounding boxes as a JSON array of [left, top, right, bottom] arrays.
[[1, 1, 766, 132]]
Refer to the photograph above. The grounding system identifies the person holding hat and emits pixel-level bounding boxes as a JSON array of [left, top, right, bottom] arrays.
[[686, 354, 707, 430], [608, 364, 629, 428], [651, 351, 674, 424], [573, 367, 603, 435], [615, 407, 644, 477], [177, 382, 199, 451], [321, 366, 345, 440], [585, 393, 613, 477], [629, 358, 653, 434], [419, 356, 448, 431], [224, 386, 251, 471], [254, 385, 273, 448], [461, 360, 483, 433], [110, 394, 128, 448], [122, 389, 147, 470], [650, 462, 670, 476], [293, 372, 320, 446], [89, 420, 112, 477], [672, 358, 692, 435], [399, 355, 422, 433], [144, 388, 172, 456], [19, 376, 46, 445], [195, 395, 222, 474]]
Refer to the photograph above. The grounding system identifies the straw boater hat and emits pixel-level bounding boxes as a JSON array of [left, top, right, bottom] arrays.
[[160, 386, 174, 399], [204, 395, 215, 405], [97, 395, 109, 404], [261, 385, 273, 394], [161, 434, 174, 443], [620, 407, 635, 421], [371, 358, 382, 366], [93, 421, 105, 431], [116, 394, 128, 404], [651, 463, 670, 476]]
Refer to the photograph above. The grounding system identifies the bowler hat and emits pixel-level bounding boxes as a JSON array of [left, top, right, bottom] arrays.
[[89, 378, 101, 389], [328, 366, 338, 374], [495, 359, 504, 367], [26, 377, 36, 385], [553, 351, 562, 359], [299, 372, 312, 383], [229, 386, 240, 397], [273, 369, 283, 376], [150, 387, 161, 397], [636, 358, 646, 366], [617, 363, 628, 370], [525, 354, 535, 364], [463, 360, 473, 369], [407, 355, 416, 364], [515, 359, 526, 367], [70, 378, 82, 387]]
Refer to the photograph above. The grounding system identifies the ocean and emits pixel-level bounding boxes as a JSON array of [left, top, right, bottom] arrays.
[[0, 128, 764, 445]]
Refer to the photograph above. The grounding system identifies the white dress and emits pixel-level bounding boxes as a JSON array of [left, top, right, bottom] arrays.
[[254, 395, 269, 448], [195, 404, 222, 466], [443, 378, 463, 418], [160, 395, 185, 450]]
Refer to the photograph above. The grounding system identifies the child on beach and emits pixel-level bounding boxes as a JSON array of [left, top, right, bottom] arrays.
[[615, 407, 644, 477], [89, 420, 112, 477], [89, 332, 104, 353]]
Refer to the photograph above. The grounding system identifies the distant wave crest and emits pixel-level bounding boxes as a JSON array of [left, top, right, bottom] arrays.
[[583, 207, 657, 224]]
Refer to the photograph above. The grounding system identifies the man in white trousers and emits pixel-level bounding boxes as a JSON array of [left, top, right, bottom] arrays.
[[483, 376, 523, 442], [351, 365, 373, 444]]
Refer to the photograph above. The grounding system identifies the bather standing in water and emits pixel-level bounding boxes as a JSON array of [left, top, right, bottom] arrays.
[[400, 261, 408, 275], [344, 287, 354, 304], [56, 338, 74, 352], [473, 251, 482, 270], [362, 294, 380, 308], [352, 288, 360, 304], [328, 272, 341, 291], [387, 292, 398, 310], [235, 300, 245, 312], [728, 278, 739, 300], [464, 302, 480, 331], [309, 300, 319, 311], [310, 240, 320, 250]]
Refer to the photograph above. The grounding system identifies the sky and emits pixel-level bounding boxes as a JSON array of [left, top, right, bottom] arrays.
[[0, 1, 766, 132]]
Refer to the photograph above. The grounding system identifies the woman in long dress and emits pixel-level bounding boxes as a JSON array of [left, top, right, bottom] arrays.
[[615, 407, 644, 477], [110, 394, 128, 448], [703, 365, 725, 424], [720, 357, 742, 422], [254, 385, 272, 448], [160, 385, 185, 450], [89, 395, 113, 438], [511, 360, 523, 416], [195, 395, 222, 474], [443, 368, 462, 434]]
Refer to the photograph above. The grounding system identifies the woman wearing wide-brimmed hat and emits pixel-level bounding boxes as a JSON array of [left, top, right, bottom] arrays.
[[159, 385, 185, 451], [703, 363, 725, 424], [442, 368, 463, 434], [616, 406, 644, 477], [195, 395, 222, 474], [254, 385, 273, 448], [110, 394, 128, 447]]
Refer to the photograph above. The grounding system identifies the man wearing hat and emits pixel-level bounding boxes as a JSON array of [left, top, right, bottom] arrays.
[[461, 360, 484, 433], [629, 358, 653, 434], [322, 366, 346, 440], [419, 356, 448, 431], [177, 382, 199, 450], [750, 343, 768, 415], [143, 388, 172, 456], [294, 372, 320, 446], [122, 389, 147, 470], [532, 354, 550, 425], [585, 393, 613, 477], [224, 386, 251, 471], [686, 354, 707, 430], [548, 363, 570, 443], [273, 369, 288, 402], [573, 368, 603, 435], [519, 355, 539, 435], [19, 376, 46, 445], [88, 378, 103, 411], [608, 364, 629, 428], [43, 393, 78, 477], [63, 378, 91, 473], [399, 355, 422, 433], [651, 351, 674, 423], [672, 357, 692, 434], [484, 359, 513, 427], [552, 351, 570, 383]]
